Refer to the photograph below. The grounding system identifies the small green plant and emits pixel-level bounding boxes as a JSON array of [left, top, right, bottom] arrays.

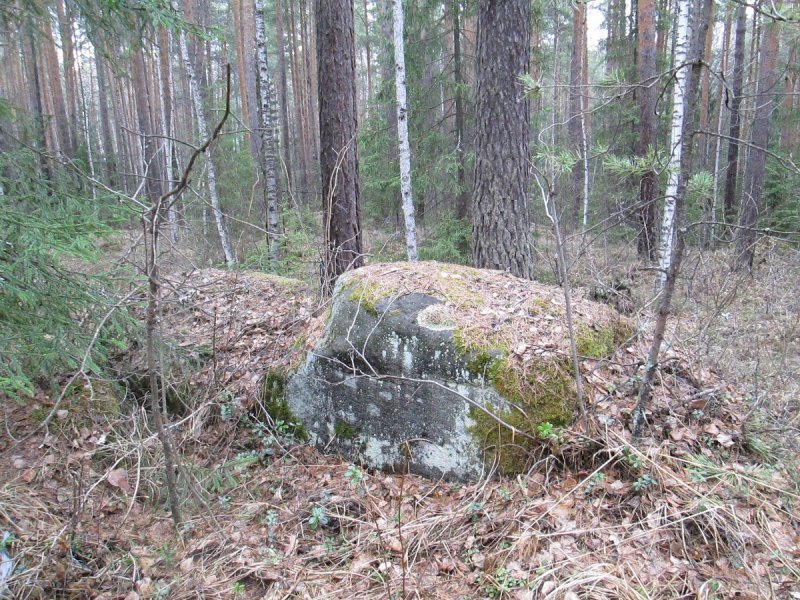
[[231, 581, 246, 596], [157, 544, 177, 568], [534, 421, 562, 442], [633, 473, 656, 492], [586, 471, 606, 492], [345, 464, 364, 486], [482, 566, 530, 598], [262, 509, 279, 527], [497, 487, 512, 501], [623, 448, 643, 470], [308, 505, 329, 530]]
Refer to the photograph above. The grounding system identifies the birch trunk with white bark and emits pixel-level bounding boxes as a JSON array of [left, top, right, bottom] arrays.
[[255, 0, 281, 270], [393, 0, 418, 261], [657, 0, 690, 292], [179, 30, 236, 266]]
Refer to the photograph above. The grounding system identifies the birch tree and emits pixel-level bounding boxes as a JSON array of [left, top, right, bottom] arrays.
[[656, 0, 691, 292], [178, 28, 236, 266], [392, 0, 418, 261], [255, 0, 281, 269]]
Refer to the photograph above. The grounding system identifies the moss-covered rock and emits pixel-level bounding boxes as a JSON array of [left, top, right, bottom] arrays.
[[286, 262, 633, 481]]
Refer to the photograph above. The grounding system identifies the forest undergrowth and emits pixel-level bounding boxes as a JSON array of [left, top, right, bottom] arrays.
[[0, 231, 798, 599]]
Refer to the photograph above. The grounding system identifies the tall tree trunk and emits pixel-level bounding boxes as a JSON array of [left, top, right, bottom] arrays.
[[94, 49, 117, 185], [698, 0, 715, 167], [452, 0, 468, 219], [132, 45, 164, 202], [157, 28, 179, 243], [362, 0, 374, 111], [255, 0, 281, 270], [275, 0, 295, 195], [301, 0, 320, 183], [633, 0, 712, 436], [288, 0, 313, 198], [179, 30, 237, 265], [722, 4, 747, 229], [232, 0, 251, 134], [242, 0, 262, 169], [568, 1, 588, 229], [636, 0, 659, 260], [780, 40, 797, 157], [656, 0, 691, 291], [56, 0, 79, 145], [392, 0, 418, 261], [735, 11, 781, 272], [318, 0, 364, 295], [22, 26, 52, 182], [42, 15, 74, 157], [472, 0, 534, 279], [707, 5, 732, 247]]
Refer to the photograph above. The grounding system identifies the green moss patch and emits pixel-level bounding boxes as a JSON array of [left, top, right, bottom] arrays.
[[468, 358, 577, 475], [258, 371, 308, 441], [576, 320, 635, 359], [334, 419, 359, 440]]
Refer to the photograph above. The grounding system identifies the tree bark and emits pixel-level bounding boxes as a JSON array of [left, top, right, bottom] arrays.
[[42, 14, 74, 157], [179, 30, 237, 265], [568, 1, 589, 229], [471, 0, 534, 279], [275, 0, 295, 195], [255, 0, 281, 270], [636, 0, 658, 260], [392, 0, 418, 261], [656, 0, 691, 290], [735, 11, 781, 272], [633, 0, 712, 436], [722, 5, 747, 230], [318, 0, 364, 295], [56, 0, 79, 145], [132, 45, 164, 203], [452, 0, 468, 219]]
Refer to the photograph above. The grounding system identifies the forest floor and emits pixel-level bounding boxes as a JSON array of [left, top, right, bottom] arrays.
[[1, 233, 799, 599]]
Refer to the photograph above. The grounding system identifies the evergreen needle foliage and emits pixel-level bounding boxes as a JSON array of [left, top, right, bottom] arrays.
[[0, 146, 134, 401]]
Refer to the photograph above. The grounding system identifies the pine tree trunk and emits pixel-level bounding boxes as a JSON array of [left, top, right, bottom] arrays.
[[362, 0, 374, 111], [275, 0, 295, 195], [698, 0, 715, 167], [708, 5, 732, 247], [318, 0, 364, 295], [735, 12, 781, 272], [636, 0, 659, 260], [255, 0, 281, 270], [722, 4, 747, 229], [452, 0, 468, 220], [132, 45, 164, 202], [392, 0, 418, 261], [179, 30, 237, 265], [157, 28, 179, 242], [780, 41, 797, 157], [22, 26, 52, 182], [94, 49, 117, 185], [472, 0, 534, 279], [56, 0, 79, 145], [42, 16, 74, 157], [568, 1, 588, 229]]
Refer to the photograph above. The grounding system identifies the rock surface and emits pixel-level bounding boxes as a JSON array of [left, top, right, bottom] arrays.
[[285, 262, 633, 481]]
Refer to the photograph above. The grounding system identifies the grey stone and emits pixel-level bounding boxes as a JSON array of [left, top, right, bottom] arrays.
[[285, 273, 509, 482]]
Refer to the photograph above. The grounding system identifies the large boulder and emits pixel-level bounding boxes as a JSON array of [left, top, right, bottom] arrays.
[[284, 262, 633, 481]]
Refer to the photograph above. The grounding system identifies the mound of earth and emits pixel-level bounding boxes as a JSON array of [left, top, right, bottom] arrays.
[[285, 262, 635, 480]]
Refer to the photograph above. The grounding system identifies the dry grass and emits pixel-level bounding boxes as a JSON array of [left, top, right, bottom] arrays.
[[1, 237, 799, 599]]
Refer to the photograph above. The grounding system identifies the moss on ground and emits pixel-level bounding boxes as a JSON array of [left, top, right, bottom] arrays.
[[576, 320, 635, 359]]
